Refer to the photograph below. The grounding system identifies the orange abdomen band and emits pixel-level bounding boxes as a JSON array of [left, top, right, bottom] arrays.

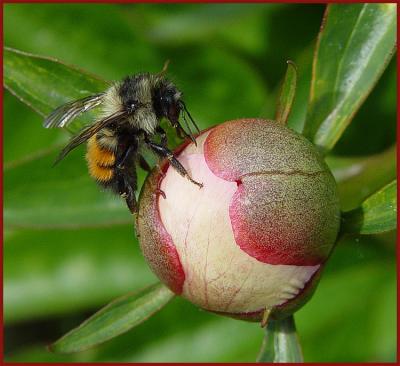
[[86, 136, 115, 182]]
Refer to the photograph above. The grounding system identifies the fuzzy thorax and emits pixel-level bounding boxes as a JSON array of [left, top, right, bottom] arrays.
[[100, 73, 181, 135], [100, 83, 159, 134]]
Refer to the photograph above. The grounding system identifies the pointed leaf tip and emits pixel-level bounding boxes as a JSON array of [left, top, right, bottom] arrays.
[[275, 60, 297, 125], [341, 180, 397, 235], [303, 3, 396, 154], [50, 282, 174, 354]]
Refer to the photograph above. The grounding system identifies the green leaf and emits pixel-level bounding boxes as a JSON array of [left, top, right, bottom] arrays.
[[3, 47, 108, 133], [285, 45, 314, 133], [298, 245, 396, 362], [3, 149, 139, 229], [50, 283, 174, 354], [4, 225, 156, 324], [341, 180, 397, 235], [4, 4, 396, 363], [303, 3, 396, 154], [326, 145, 396, 211], [6, 243, 396, 362], [256, 315, 303, 363], [275, 60, 297, 125]]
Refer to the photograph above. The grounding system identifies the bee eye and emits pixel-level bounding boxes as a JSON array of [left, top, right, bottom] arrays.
[[161, 90, 175, 104], [126, 99, 138, 113]]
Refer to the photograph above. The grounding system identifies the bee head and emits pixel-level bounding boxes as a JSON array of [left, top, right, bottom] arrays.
[[117, 74, 199, 138], [153, 82, 200, 142], [153, 85, 182, 127]]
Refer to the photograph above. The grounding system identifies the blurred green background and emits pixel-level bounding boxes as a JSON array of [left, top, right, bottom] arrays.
[[4, 3, 396, 362]]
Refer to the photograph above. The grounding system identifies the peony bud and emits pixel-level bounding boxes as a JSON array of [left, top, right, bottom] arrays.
[[136, 119, 340, 321]]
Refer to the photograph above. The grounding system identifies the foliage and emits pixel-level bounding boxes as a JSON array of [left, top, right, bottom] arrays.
[[4, 3, 396, 362], [275, 61, 297, 125], [303, 3, 396, 154], [342, 180, 397, 235], [50, 283, 174, 354]]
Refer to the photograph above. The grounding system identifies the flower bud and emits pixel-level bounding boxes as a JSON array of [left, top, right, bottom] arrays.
[[136, 119, 340, 321]]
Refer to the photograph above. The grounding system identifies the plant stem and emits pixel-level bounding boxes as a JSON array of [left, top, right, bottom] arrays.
[[256, 315, 303, 363]]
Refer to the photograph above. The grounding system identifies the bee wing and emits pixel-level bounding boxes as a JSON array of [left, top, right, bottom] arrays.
[[54, 110, 126, 165], [44, 93, 105, 129]]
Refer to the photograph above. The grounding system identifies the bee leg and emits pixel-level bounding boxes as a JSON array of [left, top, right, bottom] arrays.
[[153, 162, 168, 199], [138, 154, 152, 173], [124, 188, 138, 214], [157, 123, 194, 146], [177, 125, 194, 144], [177, 128, 185, 140], [156, 126, 168, 147], [155, 172, 167, 199], [146, 140, 203, 189], [116, 145, 134, 169], [116, 147, 138, 214], [117, 173, 138, 214], [154, 127, 185, 195], [137, 153, 166, 198], [173, 121, 196, 145]]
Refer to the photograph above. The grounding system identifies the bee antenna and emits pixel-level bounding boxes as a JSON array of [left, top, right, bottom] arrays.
[[181, 111, 196, 146], [159, 59, 170, 76], [180, 101, 200, 134]]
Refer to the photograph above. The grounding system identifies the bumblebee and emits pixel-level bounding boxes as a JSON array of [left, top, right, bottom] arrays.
[[44, 72, 203, 214]]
